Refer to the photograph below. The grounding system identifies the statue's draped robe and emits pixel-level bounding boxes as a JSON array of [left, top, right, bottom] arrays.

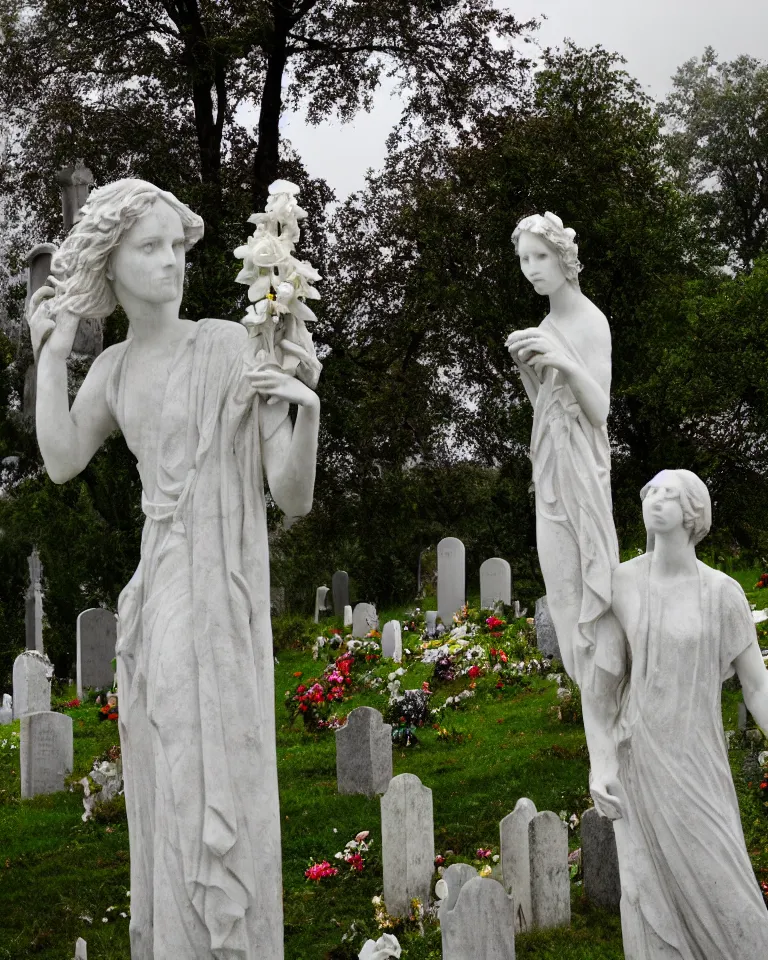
[[108, 319, 283, 960], [611, 555, 768, 959], [522, 318, 619, 680]]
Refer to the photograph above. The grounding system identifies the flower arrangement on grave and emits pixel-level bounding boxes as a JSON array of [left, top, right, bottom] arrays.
[[234, 180, 322, 388], [97, 692, 118, 722], [304, 859, 338, 882], [552, 674, 583, 724], [286, 651, 361, 731], [334, 830, 373, 874], [384, 688, 431, 747], [756, 573, 768, 589], [76, 744, 123, 822]]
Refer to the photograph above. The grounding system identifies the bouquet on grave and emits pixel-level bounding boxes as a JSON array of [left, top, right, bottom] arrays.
[[97, 691, 118, 722]]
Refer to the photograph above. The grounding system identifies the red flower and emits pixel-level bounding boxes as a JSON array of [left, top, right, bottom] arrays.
[[293, 671, 302, 677], [434, 855, 445, 867], [468, 665, 481, 679], [496, 681, 504, 689], [107, 712, 118, 721], [489, 648, 497, 657], [296, 684, 307, 694], [345, 853, 364, 873], [500, 651, 508, 663]]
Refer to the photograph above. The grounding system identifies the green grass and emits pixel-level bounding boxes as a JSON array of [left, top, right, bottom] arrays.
[[1, 599, 767, 958]]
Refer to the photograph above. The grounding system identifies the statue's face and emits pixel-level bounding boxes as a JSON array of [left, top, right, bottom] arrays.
[[517, 231, 567, 297], [642, 471, 685, 537], [108, 200, 186, 307]]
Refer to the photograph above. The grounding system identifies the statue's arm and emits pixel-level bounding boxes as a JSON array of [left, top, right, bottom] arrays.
[[734, 631, 768, 734], [37, 345, 118, 484], [249, 367, 320, 518]]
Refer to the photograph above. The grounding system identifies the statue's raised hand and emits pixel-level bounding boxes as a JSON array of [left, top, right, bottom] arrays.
[[26, 280, 80, 363]]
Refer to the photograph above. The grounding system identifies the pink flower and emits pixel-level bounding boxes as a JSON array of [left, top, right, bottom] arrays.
[[305, 860, 338, 882], [345, 853, 364, 873], [355, 831, 370, 843], [476, 848, 492, 859]]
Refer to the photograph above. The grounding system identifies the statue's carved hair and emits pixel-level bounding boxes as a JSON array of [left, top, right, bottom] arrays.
[[511, 211, 582, 283], [641, 469, 712, 547], [50, 179, 204, 319]]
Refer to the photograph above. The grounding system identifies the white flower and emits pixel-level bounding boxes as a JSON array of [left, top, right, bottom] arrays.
[[359, 933, 402, 960], [435, 878, 448, 900], [102, 917, 108, 923], [492, 854, 500, 863]]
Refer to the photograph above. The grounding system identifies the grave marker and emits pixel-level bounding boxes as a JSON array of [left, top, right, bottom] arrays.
[[500, 797, 537, 931], [13, 651, 52, 718], [381, 620, 402, 661], [314, 586, 331, 623], [529, 811, 570, 929], [25, 548, 44, 654], [332, 570, 350, 615], [440, 875, 516, 960], [437, 537, 465, 623], [76, 608, 117, 698], [381, 773, 434, 917], [581, 808, 621, 911], [344, 604, 353, 628], [335, 706, 392, 796], [534, 597, 561, 660], [20, 710, 73, 798], [352, 602, 378, 638], [480, 558, 512, 611]]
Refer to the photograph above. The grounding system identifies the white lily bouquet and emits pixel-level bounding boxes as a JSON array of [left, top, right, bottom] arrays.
[[234, 179, 323, 391]]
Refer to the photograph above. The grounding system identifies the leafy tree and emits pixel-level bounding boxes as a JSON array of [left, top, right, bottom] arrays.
[[661, 47, 768, 269]]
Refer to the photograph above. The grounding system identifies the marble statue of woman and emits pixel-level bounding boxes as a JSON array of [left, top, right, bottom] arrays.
[[505, 212, 618, 687], [595, 469, 768, 958], [27, 179, 321, 960]]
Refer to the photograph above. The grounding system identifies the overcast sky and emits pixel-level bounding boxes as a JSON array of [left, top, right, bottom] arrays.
[[279, 0, 768, 200]]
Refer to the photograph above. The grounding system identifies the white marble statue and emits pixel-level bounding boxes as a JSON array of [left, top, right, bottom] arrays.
[[505, 212, 618, 685], [593, 469, 768, 958], [27, 179, 322, 960]]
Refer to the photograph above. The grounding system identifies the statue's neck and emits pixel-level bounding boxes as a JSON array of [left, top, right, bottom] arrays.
[[547, 280, 582, 319], [649, 529, 698, 581]]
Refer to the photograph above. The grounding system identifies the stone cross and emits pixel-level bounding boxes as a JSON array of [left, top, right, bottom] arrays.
[[480, 558, 512, 611], [352, 602, 378, 638], [25, 547, 44, 654], [335, 706, 392, 796], [437, 537, 465, 624], [20, 710, 73, 798], [381, 620, 402, 661], [13, 651, 52, 718], [332, 570, 350, 615], [500, 797, 537, 931], [534, 596, 561, 660], [76, 608, 117, 697], [581, 808, 621, 911], [381, 773, 435, 917], [314, 585, 330, 623], [528, 811, 570, 929], [440, 873, 516, 960]]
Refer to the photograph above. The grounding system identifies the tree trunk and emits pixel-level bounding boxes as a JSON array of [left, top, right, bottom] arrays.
[[252, 5, 291, 210]]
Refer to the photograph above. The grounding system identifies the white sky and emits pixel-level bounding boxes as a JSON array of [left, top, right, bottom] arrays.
[[278, 0, 768, 200]]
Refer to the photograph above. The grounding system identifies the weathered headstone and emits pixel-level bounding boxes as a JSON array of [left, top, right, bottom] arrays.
[[352, 602, 378, 638], [581, 808, 621, 911], [381, 773, 435, 916], [534, 596, 561, 660], [500, 797, 537, 931], [75, 937, 88, 960], [314, 586, 331, 623], [76, 608, 117, 698], [528, 811, 570, 929], [25, 547, 44, 654], [381, 620, 402, 661], [480, 558, 512, 611], [425, 610, 439, 637], [335, 706, 392, 796], [437, 537, 465, 623], [332, 570, 350, 615], [13, 651, 52, 719], [0, 694, 12, 725], [20, 710, 73, 798], [344, 604, 353, 628], [440, 875, 516, 960]]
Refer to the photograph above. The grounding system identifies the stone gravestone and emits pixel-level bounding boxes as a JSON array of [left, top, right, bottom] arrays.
[[381, 773, 435, 917], [500, 797, 537, 932], [25, 547, 44, 654], [335, 706, 392, 796], [76, 608, 117, 698], [480, 558, 512, 611], [352, 602, 378, 638], [13, 651, 52, 719], [581, 808, 621, 911], [20, 710, 73, 798], [314, 586, 330, 623], [437, 537, 465, 624], [381, 620, 402, 662], [440, 874, 516, 960], [425, 610, 438, 637], [528, 811, 570, 929], [75, 937, 88, 960], [343, 604, 353, 628], [0, 694, 12, 725], [332, 570, 350, 615], [534, 596, 561, 660]]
